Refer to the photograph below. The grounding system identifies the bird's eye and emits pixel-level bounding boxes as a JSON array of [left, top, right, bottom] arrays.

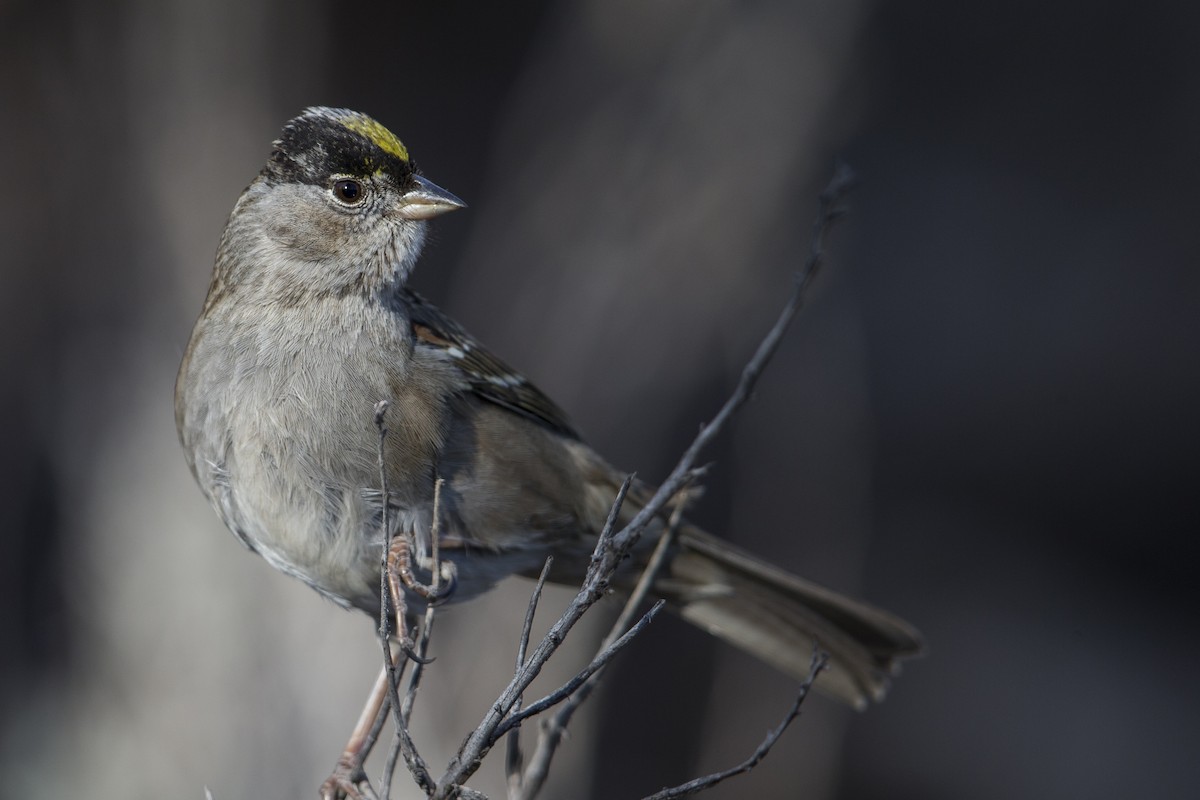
[[332, 179, 364, 205]]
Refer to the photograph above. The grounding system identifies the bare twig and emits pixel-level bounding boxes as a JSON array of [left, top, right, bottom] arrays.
[[513, 486, 691, 800], [506, 557, 554, 798], [403, 477, 447, 724], [610, 484, 690, 642], [608, 165, 853, 566], [373, 402, 434, 799], [374, 399, 396, 648], [498, 600, 664, 736], [358, 667, 394, 779], [640, 648, 830, 800], [385, 740, 425, 800], [374, 401, 409, 798], [435, 476, 636, 797], [383, 477, 449, 799]]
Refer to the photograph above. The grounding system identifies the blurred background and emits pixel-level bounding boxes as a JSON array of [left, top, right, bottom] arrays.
[[2, 1, 1197, 798]]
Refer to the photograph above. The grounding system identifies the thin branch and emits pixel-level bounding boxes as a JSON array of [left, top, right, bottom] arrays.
[[506, 557, 554, 798], [400, 609, 436, 721], [374, 399, 397, 650], [516, 559, 555, 681], [640, 648, 829, 800], [373, 402, 434, 799], [371, 402, 413, 727], [374, 400, 407, 799], [604, 481, 690, 651], [608, 164, 854, 565], [403, 477, 447, 725], [435, 476, 635, 797], [358, 669, 393, 779], [513, 486, 691, 800], [384, 477, 448, 799], [497, 600, 664, 737], [379, 642, 431, 799]]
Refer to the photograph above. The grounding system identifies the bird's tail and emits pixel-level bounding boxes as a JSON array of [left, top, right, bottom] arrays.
[[651, 525, 923, 709]]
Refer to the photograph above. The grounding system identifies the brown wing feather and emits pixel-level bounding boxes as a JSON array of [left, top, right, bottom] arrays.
[[402, 289, 581, 440]]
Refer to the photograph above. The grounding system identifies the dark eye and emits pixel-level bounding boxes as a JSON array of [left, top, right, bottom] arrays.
[[332, 179, 364, 204]]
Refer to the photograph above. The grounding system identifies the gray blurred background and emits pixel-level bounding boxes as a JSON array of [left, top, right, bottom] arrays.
[[2, 1, 1197, 798]]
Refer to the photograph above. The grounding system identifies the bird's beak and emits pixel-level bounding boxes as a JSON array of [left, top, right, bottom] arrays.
[[396, 175, 466, 220]]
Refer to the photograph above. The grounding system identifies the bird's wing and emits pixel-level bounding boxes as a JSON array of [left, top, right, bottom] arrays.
[[402, 289, 582, 440]]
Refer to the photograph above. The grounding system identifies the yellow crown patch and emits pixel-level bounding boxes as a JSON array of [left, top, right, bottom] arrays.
[[341, 114, 409, 163]]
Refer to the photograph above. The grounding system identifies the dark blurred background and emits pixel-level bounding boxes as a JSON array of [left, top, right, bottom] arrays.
[[2, 1, 1197, 798]]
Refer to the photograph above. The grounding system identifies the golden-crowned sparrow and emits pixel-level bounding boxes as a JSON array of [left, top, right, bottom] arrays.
[[175, 107, 921, 789]]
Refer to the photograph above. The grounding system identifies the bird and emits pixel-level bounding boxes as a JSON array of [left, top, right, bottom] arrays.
[[175, 106, 922, 798]]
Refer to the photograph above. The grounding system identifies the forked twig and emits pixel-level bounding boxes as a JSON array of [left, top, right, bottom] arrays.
[[434, 476, 637, 796], [510, 485, 692, 799], [607, 164, 854, 567], [640, 648, 830, 800], [498, 599, 664, 737], [506, 557, 554, 797]]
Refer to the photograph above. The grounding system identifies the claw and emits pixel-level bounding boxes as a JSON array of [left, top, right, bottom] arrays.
[[399, 638, 436, 665], [386, 530, 458, 604]]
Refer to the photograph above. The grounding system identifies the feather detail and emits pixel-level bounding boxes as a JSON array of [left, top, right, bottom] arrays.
[[403, 289, 581, 439]]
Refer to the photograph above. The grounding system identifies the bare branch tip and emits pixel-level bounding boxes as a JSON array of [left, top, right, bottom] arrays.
[[374, 399, 391, 426]]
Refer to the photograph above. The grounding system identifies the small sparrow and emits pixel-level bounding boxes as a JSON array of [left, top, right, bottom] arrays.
[[176, 106, 922, 796]]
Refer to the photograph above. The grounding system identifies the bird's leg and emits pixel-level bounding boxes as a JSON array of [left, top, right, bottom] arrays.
[[319, 665, 389, 800], [386, 533, 441, 664], [319, 522, 452, 797], [386, 530, 457, 607]]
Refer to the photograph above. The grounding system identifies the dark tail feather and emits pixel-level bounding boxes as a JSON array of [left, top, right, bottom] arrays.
[[654, 526, 924, 709]]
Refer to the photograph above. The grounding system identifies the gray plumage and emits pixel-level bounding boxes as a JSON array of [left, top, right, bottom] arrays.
[[175, 107, 922, 710]]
